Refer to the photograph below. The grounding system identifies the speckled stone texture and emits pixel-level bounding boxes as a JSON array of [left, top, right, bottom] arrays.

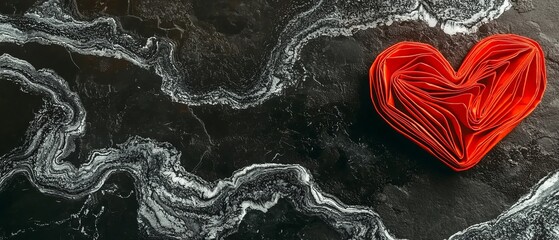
[[1, 0, 558, 239]]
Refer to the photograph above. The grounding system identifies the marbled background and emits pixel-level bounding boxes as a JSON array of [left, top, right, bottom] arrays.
[[1, 0, 559, 239]]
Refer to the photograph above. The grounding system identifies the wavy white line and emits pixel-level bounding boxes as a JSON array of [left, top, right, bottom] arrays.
[[0, 0, 511, 108], [0, 0, 534, 239]]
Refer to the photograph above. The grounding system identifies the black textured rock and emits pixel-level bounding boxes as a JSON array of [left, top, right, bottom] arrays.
[[1, 0, 559, 239], [0, 79, 42, 156], [0, 173, 138, 239]]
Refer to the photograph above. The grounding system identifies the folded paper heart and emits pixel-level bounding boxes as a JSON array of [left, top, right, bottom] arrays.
[[369, 34, 546, 171]]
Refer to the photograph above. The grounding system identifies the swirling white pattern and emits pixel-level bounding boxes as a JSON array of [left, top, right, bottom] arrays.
[[0, 0, 536, 239], [0, 0, 511, 108]]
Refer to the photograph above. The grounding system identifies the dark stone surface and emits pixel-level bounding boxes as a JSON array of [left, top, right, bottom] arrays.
[[0, 0, 37, 15], [226, 200, 341, 240], [2, 0, 559, 239], [0, 78, 43, 157], [0, 173, 138, 239]]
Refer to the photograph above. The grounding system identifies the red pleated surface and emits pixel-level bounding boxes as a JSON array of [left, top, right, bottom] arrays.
[[369, 34, 546, 171]]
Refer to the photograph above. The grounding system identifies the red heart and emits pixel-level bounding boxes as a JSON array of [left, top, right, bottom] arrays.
[[369, 34, 546, 171]]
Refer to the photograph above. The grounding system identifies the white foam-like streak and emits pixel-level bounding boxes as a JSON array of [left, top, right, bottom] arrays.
[[0, 0, 510, 109], [0, 54, 396, 239], [2, 49, 559, 239], [449, 171, 559, 239], [0, 0, 532, 239]]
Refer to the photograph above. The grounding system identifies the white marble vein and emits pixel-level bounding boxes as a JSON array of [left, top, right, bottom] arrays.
[[0, 0, 510, 108], [0, 0, 539, 239], [449, 170, 559, 239], [0, 54, 396, 239]]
